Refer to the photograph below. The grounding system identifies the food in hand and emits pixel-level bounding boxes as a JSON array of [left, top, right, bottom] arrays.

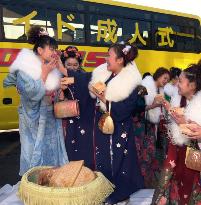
[[170, 107, 184, 115], [179, 124, 194, 135], [154, 94, 164, 104], [92, 82, 106, 95], [61, 77, 74, 85]]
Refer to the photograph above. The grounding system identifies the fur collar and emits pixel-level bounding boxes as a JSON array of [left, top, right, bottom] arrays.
[[141, 76, 164, 124], [89, 62, 142, 110], [169, 91, 201, 146], [10, 48, 61, 91], [164, 83, 178, 98], [170, 92, 181, 107]]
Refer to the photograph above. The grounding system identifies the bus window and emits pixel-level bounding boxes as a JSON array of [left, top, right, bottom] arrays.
[[197, 27, 201, 53], [46, 10, 85, 43], [154, 22, 196, 52], [3, 5, 46, 40], [89, 14, 151, 48], [87, 2, 152, 21]]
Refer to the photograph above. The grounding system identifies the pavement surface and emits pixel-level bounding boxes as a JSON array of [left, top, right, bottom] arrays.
[[0, 131, 21, 187]]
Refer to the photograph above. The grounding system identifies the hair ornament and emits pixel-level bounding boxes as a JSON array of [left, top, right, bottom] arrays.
[[67, 47, 78, 52], [64, 50, 69, 58], [119, 41, 125, 45], [75, 52, 81, 58], [39, 30, 49, 37], [122, 45, 131, 55]]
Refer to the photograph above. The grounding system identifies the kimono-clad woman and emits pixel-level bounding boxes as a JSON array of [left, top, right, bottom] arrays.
[[164, 67, 181, 102], [3, 26, 68, 176], [152, 63, 201, 205], [61, 46, 85, 73], [59, 47, 95, 169], [136, 68, 170, 188], [60, 42, 145, 204]]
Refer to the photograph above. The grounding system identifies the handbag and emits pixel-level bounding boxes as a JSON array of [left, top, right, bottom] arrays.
[[54, 88, 80, 118], [98, 102, 114, 135], [185, 146, 201, 171]]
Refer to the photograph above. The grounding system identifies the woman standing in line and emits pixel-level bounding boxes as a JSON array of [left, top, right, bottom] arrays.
[[134, 68, 170, 188], [59, 42, 145, 204], [152, 63, 201, 205]]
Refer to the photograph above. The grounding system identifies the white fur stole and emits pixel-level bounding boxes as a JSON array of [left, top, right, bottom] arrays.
[[169, 91, 201, 146], [10, 48, 61, 91], [141, 76, 163, 124], [89, 62, 142, 111]]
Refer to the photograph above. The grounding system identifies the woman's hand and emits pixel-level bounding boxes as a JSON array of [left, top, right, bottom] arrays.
[[41, 59, 57, 82], [170, 111, 186, 124], [185, 121, 201, 139], [89, 85, 106, 104], [60, 77, 74, 90], [55, 55, 68, 76], [155, 94, 164, 103], [162, 100, 171, 112], [58, 90, 65, 100]]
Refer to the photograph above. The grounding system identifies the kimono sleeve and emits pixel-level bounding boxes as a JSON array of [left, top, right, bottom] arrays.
[[3, 72, 17, 87], [110, 89, 145, 122], [68, 70, 91, 85], [16, 71, 45, 102], [67, 70, 92, 93]]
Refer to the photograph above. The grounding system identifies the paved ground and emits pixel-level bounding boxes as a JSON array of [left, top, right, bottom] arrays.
[[0, 131, 21, 187]]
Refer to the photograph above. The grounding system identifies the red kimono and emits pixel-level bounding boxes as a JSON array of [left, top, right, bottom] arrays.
[[152, 97, 201, 205]]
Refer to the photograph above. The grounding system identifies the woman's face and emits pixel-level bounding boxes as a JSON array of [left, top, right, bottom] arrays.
[[65, 58, 80, 71], [172, 76, 179, 86], [156, 73, 170, 87], [178, 72, 196, 97], [38, 45, 56, 62], [106, 48, 123, 72]]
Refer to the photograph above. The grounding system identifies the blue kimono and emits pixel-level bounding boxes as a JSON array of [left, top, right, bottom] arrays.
[[3, 49, 68, 176], [66, 62, 144, 203]]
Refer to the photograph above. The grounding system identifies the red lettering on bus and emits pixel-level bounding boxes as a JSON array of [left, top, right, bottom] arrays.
[[0, 48, 107, 69], [84, 52, 107, 67], [0, 48, 20, 66]]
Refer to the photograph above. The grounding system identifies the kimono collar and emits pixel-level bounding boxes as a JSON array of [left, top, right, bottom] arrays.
[[9, 48, 61, 91], [141, 76, 164, 124], [89, 62, 142, 103]]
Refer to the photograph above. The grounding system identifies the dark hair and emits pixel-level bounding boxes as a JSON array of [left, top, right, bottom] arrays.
[[109, 42, 138, 67], [142, 72, 152, 79], [169, 67, 182, 80], [153, 67, 170, 81], [61, 46, 82, 65], [27, 26, 58, 53], [183, 63, 201, 92]]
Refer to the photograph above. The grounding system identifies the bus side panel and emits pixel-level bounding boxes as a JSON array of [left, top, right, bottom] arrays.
[[0, 72, 19, 130]]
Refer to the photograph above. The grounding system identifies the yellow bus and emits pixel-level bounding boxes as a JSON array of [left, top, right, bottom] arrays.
[[0, 0, 201, 130]]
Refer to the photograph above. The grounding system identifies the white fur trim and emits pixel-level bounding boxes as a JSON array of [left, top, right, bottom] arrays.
[[141, 76, 163, 124], [164, 83, 177, 98], [169, 93, 186, 146], [169, 121, 189, 146], [164, 83, 180, 106], [89, 62, 142, 111], [170, 92, 181, 107], [169, 91, 201, 146], [44, 68, 61, 91], [185, 91, 201, 124], [89, 63, 112, 99], [10, 48, 42, 80], [10, 48, 61, 91]]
